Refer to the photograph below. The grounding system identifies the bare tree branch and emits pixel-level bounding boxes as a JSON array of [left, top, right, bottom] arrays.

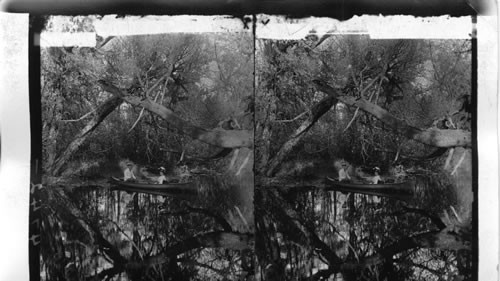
[[313, 80, 471, 148], [98, 80, 253, 149], [128, 69, 174, 133], [272, 111, 308, 123], [60, 108, 97, 122]]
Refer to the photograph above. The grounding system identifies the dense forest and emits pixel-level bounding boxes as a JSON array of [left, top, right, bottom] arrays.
[[37, 17, 255, 281], [34, 16, 474, 281], [254, 37, 473, 280]]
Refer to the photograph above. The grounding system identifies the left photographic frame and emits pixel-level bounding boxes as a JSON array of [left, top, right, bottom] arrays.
[[34, 15, 255, 281]]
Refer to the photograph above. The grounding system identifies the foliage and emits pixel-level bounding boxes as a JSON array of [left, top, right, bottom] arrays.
[[255, 36, 472, 280], [40, 29, 254, 281], [42, 32, 253, 176], [256, 37, 471, 174]]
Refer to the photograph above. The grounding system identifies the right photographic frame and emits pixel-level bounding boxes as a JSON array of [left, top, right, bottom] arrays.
[[254, 16, 475, 281]]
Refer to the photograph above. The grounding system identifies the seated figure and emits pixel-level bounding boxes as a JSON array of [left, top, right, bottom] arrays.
[[355, 166, 383, 184], [124, 162, 136, 182], [367, 167, 382, 184], [157, 167, 167, 184], [338, 162, 351, 182]]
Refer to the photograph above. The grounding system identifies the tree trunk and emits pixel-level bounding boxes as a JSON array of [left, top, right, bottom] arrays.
[[44, 124, 58, 170], [98, 80, 253, 149], [131, 194, 140, 260], [265, 93, 338, 177], [313, 80, 471, 148], [49, 95, 123, 176], [256, 122, 272, 172], [50, 70, 174, 177]]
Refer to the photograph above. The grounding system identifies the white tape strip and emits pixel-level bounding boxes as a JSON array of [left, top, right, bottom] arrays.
[[256, 15, 472, 39], [40, 32, 95, 47], [41, 15, 250, 47], [94, 15, 249, 37]]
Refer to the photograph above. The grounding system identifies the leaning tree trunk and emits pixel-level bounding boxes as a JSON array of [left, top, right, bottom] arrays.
[[97, 80, 253, 149], [265, 92, 339, 177], [49, 95, 123, 176], [313, 80, 471, 148], [49, 71, 173, 177]]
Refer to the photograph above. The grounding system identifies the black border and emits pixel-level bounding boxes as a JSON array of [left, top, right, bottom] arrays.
[[28, 16, 43, 281], [5, 0, 483, 18], [23, 2, 480, 280], [471, 15, 478, 281]]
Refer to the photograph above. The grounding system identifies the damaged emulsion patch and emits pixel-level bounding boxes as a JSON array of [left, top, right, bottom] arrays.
[[255, 15, 472, 40], [40, 15, 251, 47]]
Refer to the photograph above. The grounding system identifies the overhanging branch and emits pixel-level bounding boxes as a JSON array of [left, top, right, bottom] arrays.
[[98, 80, 253, 148], [313, 80, 471, 148]]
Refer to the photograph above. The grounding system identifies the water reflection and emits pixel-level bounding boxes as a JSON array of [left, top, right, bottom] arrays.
[[255, 174, 465, 281], [40, 172, 254, 281]]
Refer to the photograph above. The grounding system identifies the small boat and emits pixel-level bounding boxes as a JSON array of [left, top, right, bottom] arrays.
[[109, 177, 195, 191], [108, 184, 198, 200], [325, 176, 414, 200], [325, 176, 411, 190]]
